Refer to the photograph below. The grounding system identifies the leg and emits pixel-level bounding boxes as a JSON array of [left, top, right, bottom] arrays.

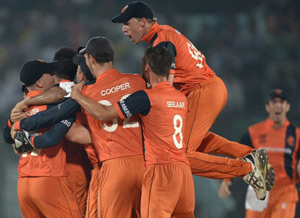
[[18, 177, 44, 218], [30, 177, 83, 218], [185, 77, 252, 178], [98, 156, 145, 218], [141, 163, 195, 218], [66, 159, 92, 217], [188, 152, 252, 179], [86, 164, 101, 218], [198, 132, 253, 158]]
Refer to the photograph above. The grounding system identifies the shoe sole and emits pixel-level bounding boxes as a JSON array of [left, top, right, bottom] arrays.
[[257, 149, 275, 191]]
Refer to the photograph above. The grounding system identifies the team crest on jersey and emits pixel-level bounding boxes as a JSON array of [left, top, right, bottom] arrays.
[[287, 135, 295, 147], [258, 134, 266, 144]]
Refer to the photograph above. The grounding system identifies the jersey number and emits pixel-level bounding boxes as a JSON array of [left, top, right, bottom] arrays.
[[99, 94, 139, 132], [187, 41, 205, 68], [173, 115, 183, 149]]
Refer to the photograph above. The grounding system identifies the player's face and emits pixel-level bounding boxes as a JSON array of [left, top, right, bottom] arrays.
[[39, 73, 55, 90], [122, 18, 146, 44], [266, 97, 290, 124], [76, 66, 86, 83]]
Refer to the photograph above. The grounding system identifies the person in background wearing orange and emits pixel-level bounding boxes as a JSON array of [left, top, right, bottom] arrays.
[[111, 1, 274, 200], [219, 89, 300, 218]]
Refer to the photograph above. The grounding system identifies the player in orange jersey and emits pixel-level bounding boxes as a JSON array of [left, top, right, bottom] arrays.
[[111, 1, 275, 200], [8, 48, 100, 218], [219, 89, 300, 218], [8, 60, 82, 218], [73, 36, 146, 218], [72, 45, 195, 218]]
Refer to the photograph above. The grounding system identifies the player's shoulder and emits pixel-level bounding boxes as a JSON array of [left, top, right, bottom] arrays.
[[249, 120, 267, 132], [122, 73, 145, 86]]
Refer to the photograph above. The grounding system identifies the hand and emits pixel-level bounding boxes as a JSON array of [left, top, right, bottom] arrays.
[[219, 180, 232, 198], [10, 100, 28, 122], [10, 124, 16, 140], [71, 81, 84, 100], [14, 130, 35, 153]]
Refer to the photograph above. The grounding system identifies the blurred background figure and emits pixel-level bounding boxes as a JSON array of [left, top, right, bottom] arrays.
[[219, 89, 300, 218]]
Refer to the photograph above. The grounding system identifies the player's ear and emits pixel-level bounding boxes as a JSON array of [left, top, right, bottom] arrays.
[[265, 103, 270, 113], [35, 79, 43, 88]]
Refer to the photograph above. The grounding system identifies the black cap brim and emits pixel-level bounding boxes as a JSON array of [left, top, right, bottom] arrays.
[[47, 61, 59, 72], [72, 54, 84, 66], [111, 14, 130, 23], [79, 47, 86, 54]]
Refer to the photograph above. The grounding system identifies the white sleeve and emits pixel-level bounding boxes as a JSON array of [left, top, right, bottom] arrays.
[[59, 81, 75, 98]]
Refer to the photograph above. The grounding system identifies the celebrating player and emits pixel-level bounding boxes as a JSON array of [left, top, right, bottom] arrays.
[[219, 89, 299, 218], [111, 1, 274, 200], [71, 45, 195, 218]]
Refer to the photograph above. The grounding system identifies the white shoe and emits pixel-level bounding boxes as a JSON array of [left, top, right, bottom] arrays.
[[242, 149, 270, 200]]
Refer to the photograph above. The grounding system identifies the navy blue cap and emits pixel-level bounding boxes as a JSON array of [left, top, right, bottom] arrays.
[[20, 60, 58, 87], [72, 54, 94, 81], [267, 89, 288, 102], [80, 36, 114, 62], [111, 1, 154, 23]]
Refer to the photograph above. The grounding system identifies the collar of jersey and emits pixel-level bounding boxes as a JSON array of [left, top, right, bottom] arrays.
[[58, 79, 71, 84], [27, 90, 43, 98], [96, 68, 120, 82], [141, 22, 159, 43], [266, 117, 289, 129], [152, 81, 170, 89]]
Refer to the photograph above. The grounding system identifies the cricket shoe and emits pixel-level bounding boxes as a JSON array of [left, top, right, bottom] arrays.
[[242, 149, 271, 200]]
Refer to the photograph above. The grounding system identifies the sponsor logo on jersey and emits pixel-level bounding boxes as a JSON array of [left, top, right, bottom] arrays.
[[287, 135, 295, 147], [120, 99, 132, 118], [101, 82, 131, 96], [258, 134, 266, 144], [26, 108, 40, 117], [167, 101, 185, 109]]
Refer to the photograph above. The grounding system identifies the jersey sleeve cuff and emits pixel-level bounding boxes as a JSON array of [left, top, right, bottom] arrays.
[[7, 119, 13, 128], [14, 121, 21, 131], [113, 102, 126, 120], [169, 69, 175, 75]]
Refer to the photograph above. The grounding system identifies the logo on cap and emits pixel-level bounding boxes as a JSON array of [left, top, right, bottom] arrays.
[[121, 5, 128, 13], [275, 89, 282, 95]]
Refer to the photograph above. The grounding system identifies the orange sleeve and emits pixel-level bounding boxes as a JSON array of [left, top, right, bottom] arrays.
[[7, 119, 13, 128], [113, 102, 125, 120], [14, 121, 21, 131], [169, 69, 175, 75]]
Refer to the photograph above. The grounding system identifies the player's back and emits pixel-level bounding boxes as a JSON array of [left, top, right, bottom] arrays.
[[152, 24, 215, 90], [82, 69, 146, 161], [142, 82, 189, 166], [18, 91, 67, 177]]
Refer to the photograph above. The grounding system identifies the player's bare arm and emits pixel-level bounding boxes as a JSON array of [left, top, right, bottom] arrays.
[[24, 86, 66, 107], [10, 101, 27, 123], [71, 81, 118, 121], [65, 122, 92, 144], [167, 73, 174, 86]]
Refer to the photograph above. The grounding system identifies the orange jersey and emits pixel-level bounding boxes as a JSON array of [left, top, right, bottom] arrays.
[[242, 118, 300, 188], [18, 91, 67, 177], [115, 82, 189, 166], [141, 22, 215, 91], [81, 69, 146, 162], [75, 112, 99, 165]]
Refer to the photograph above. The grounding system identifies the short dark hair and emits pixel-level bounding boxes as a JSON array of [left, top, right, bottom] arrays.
[[144, 46, 172, 77], [53, 47, 77, 81]]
